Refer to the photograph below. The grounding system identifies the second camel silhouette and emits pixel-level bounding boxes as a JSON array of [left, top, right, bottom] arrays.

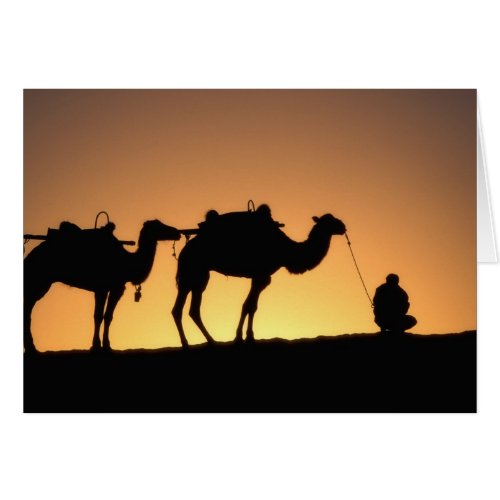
[[24, 219, 180, 353], [172, 206, 346, 347]]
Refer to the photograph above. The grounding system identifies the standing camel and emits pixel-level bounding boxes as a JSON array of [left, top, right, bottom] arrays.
[[24, 219, 180, 353], [172, 208, 346, 347]]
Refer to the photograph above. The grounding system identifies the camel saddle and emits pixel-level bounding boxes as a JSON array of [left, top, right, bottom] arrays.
[[197, 205, 284, 239], [45, 221, 134, 247]]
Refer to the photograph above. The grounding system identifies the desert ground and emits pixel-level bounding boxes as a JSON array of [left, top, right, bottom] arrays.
[[24, 331, 476, 413]]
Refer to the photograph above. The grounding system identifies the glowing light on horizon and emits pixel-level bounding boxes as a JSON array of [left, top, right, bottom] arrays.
[[24, 90, 476, 351]]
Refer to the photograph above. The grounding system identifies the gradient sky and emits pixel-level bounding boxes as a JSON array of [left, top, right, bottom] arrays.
[[24, 90, 476, 351]]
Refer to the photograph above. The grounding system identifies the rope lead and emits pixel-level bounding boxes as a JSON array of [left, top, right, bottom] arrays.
[[345, 233, 374, 308]]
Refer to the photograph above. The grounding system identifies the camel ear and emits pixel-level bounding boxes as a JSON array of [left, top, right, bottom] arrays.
[[312, 216, 320, 223]]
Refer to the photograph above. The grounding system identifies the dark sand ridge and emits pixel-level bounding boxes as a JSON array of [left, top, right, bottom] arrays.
[[24, 331, 476, 413]]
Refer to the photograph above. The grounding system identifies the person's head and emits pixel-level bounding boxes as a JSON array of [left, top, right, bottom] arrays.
[[386, 273, 399, 285]]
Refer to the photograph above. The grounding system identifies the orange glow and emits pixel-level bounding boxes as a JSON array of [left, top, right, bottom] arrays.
[[24, 90, 476, 351]]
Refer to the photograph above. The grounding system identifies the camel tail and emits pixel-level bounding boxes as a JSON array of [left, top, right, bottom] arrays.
[[175, 251, 185, 288]]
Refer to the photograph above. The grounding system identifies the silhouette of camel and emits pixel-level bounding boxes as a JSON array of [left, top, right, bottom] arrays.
[[24, 220, 180, 353], [172, 208, 346, 347]]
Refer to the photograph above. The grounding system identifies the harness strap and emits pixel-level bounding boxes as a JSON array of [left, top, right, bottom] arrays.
[[94, 211, 110, 229]]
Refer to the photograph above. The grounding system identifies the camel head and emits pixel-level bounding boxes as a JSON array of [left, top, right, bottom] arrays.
[[141, 219, 181, 241], [312, 214, 346, 236]]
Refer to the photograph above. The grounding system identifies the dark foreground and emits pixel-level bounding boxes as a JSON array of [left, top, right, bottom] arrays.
[[24, 331, 476, 412]]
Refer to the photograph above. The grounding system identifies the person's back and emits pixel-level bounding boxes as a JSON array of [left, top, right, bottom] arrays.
[[373, 273, 417, 333]]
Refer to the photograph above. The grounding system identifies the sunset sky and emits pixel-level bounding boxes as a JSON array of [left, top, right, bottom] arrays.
[[23, 89, 476, 351]]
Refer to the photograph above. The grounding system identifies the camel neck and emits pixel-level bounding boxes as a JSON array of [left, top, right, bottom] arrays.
[[130, 232, 158, 285], [284, 225, 332, 275]]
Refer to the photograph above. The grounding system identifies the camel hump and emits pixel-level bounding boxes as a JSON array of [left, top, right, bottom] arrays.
[[59, 221, 81, 232]]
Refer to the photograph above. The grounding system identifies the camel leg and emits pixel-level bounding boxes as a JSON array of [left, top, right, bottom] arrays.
[[91, 290, 107, 351], [236, 276, 271, 343], [24, 280, 52, 354], [102, 285, 125, 351], [245, 276, 271, 342], [24, 298, 38, 354], [172, 286, 190, 348], [235, 301, 247, 343], [189, 278, 215, 345]]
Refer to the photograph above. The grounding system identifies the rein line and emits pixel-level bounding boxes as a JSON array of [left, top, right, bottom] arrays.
[[345, 232, 374, 308]]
